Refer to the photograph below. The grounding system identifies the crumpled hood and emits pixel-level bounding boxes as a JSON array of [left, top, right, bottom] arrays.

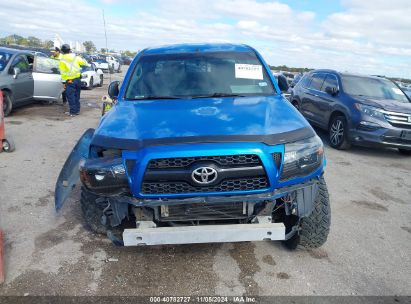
[[356, 96, 411, 114], [92, 95, 314, 149]]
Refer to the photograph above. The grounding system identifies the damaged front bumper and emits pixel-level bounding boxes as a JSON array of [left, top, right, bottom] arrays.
[[105, 179, 319, 246]]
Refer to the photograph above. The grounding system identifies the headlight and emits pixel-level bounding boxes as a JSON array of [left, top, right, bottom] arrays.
[[81, 73, 87, 79], [80, 157, 129, 195], [355, 104, 385, 120], [280, 135, 324, 180]]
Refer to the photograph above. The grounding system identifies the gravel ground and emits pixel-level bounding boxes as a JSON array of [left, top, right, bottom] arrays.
[[0, 69, 410, 296]]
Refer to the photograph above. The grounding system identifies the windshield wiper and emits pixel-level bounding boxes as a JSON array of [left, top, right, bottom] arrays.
[[129, 95, 183, 100], [190, 93, 247, 99]]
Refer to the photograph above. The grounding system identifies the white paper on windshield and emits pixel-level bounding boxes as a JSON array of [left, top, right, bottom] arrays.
[[235, 64, 263, 80], [392, 87, 403, 95]]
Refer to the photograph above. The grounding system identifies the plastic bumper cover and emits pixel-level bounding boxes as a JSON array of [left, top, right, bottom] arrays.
[[349, 127, 411, 149]]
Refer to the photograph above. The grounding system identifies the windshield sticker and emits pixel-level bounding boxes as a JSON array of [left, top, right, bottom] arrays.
[[258, 82, 268, 87], [392, 87, 403, 95], [235, 64, 263, 80]]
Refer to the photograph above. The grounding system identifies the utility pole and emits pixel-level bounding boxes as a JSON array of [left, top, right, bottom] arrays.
[[102, 9, 111, 83]]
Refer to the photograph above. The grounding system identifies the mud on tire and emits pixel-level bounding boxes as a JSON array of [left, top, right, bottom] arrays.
[[284, 175, 331, 249], [80, 187, 108, 235]]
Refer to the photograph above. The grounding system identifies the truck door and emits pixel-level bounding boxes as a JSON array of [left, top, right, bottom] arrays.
[[8, 54, 34, 103], [32, 56, 63, 102]]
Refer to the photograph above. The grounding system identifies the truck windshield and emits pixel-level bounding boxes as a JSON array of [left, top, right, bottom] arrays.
[[125, 51, 276, 100], [0, 51, 13, 72], [342, 76, 410, 103]]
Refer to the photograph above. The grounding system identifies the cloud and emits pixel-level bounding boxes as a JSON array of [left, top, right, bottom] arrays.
[[0, 0, 410, 77]]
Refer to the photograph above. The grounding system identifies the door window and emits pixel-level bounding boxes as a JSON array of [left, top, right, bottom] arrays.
[[10, 55, 30, 73], [321, 74, 338, 91], [309, 73, 326, 91], [300, 74, 312, 88], [0, 51, 13, 71], [34, 57, 60, 74]]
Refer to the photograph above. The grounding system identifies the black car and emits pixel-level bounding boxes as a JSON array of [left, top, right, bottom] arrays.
[[291, 69, 411, 155]]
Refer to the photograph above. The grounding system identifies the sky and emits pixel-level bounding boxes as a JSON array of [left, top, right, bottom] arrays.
[[0, 0, 410, 78]]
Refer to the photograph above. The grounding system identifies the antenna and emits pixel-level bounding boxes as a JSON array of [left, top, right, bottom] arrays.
[[102, 9, 111, 83]]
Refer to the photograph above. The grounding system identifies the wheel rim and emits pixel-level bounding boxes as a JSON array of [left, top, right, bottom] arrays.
[[330, 119, 344, 146], [3, 141, 9, 151]]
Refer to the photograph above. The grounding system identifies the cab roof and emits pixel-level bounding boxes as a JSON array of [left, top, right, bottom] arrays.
[[142, 43, 254, 55]]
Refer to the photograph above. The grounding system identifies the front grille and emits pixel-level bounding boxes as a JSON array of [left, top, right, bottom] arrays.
[[160, 202, 247, 221], [148, 154, 261, 169], [142, 154, 270, 195], [383, 110, 411, 129], [142, 177, 268, 194], [389, 122, 411, 130]]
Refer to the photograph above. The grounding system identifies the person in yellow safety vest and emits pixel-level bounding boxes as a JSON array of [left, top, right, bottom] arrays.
[[51, 47, 62, 60], [58, 44, 89, 116]]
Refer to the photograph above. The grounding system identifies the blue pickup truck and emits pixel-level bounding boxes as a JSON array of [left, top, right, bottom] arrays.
[[55, 43, 330, 250]]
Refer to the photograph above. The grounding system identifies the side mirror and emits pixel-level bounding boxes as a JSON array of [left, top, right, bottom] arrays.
[[13, 67, 21, 79], [277, 75, 289, 93], [108, 80, 120, 99], [325, 86, 338, 96]]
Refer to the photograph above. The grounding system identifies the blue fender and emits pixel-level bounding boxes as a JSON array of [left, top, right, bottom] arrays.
[[55, 128, 94, 211]]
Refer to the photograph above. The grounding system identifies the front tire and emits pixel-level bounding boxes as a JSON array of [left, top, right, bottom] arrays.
[[81, 187, 108, 234], [98, 75, 103, 87], [88, 77, 94, 90], [399, 148, 411, 156], [329, 115, 351, 150], [2, 137, 15, 152], [291, 100, 300, 111], [2, 91, 13, 117], [283, 176, 331, 249]]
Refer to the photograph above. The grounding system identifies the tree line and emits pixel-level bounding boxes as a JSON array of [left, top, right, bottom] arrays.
[[0, 34, 53, 49], [269, 65, 313, 73], [0, 34, 137, 57]]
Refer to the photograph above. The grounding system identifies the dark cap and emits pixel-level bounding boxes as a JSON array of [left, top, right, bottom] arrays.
[[61, 44, 71, 54]]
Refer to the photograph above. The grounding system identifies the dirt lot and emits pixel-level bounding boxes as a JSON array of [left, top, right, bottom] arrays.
[[0, 69, 410, 296]]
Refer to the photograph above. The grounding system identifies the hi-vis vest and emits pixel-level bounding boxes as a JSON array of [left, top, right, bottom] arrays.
[[59, 53, 88, 81]]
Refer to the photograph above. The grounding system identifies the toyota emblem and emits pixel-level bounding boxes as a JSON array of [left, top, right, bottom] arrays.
[[191, 167, 218, 184]]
